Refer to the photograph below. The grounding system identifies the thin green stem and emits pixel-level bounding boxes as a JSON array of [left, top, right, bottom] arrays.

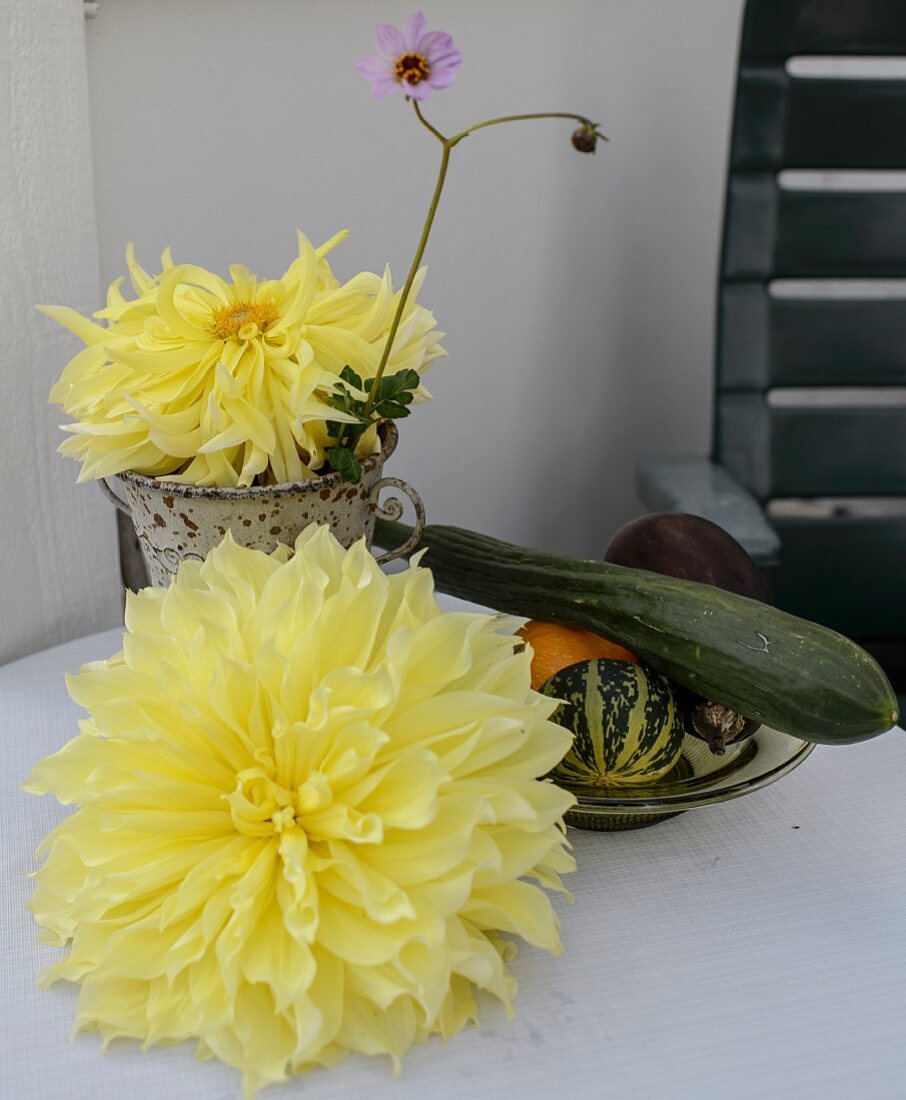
[[413, 99, 448, 143], [361, 103, 450, 417], [449, 111, 601, 148], [360, 104, 602, 420]]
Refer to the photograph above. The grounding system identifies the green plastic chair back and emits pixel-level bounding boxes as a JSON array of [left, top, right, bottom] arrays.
[[713, 0, 906, 638]]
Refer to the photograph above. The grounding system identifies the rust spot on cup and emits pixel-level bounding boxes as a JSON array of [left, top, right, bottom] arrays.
[[153, 513, 166, 527], [162, 495, 175, 509], [180, 513, 198, 532]]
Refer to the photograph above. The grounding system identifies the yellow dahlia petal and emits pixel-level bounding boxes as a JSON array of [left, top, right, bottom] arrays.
[[313, 228, 349, 261], [25, 528, 572, 1094], [37, 304, 109, 346], [125, 241, 157, 296]]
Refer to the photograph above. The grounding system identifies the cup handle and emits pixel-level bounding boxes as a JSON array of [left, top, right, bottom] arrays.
[[97, 477, 131, 515], [368, 477, 426, 565]]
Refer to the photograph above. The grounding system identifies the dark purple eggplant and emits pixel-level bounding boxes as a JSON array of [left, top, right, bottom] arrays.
[[604, 513, 770, 754], [604, 513, 772, 603]]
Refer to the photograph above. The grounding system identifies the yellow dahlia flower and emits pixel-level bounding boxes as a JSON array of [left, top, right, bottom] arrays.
[[42, 233, 445, 487], [24, 527, 575, 1096]]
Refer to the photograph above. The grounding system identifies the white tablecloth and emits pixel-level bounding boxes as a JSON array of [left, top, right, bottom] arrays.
[[3, 602, 906, 1099]]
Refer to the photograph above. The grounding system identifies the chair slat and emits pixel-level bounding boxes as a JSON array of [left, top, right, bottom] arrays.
[[724, 175, 906, 278], [733, 68, 906, 170], [772, 513, 906, 636], [719, 285, 906, 388], [741, 0, 906, 61], [716, 395, 906, 496]]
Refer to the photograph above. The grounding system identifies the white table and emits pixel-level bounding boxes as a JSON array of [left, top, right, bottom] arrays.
[[3, 605, 906, 1099]]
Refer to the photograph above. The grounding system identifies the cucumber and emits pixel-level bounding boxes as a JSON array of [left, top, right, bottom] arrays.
[[375, 519, 899, 744]]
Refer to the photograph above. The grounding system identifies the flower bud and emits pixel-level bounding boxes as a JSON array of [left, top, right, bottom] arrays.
[[571, 124, 597, 154]]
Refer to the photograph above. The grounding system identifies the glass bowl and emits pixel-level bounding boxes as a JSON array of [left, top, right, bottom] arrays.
[[559, 727, 815, 831]]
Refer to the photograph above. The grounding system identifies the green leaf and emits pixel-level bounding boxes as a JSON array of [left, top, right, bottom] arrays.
[[379, 369, 421, 400], [381, 389, 414, 408], [346, 424, 366, 450], [364, 370, 421, 421], [328, 445, 362, 484], [375, 402, 411, 420], [339, 365, 364, 390]]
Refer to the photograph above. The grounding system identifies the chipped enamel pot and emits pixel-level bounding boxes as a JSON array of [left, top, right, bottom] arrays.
[[99, 423, 424, 587]]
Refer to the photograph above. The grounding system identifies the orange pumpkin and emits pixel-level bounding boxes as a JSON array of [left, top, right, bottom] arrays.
[[517, 620, 640, 691]]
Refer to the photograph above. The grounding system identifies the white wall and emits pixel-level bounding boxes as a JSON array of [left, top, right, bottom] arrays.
[[85, 0, 744, 558], [0, 0, 121, 665]]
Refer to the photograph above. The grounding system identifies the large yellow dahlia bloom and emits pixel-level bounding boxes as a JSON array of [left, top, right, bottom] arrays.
[[24, 528, 575, 1096], [43, 233, 445, 487]]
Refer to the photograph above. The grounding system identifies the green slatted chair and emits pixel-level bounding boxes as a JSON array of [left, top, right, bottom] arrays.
[[638, 0, 906, 710]]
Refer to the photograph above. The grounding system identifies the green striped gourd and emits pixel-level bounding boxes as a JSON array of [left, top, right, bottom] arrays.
[[541, 659, 685, 786]]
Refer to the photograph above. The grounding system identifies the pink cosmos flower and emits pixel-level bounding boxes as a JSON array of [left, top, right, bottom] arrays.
[[356, 11, 463, 101]]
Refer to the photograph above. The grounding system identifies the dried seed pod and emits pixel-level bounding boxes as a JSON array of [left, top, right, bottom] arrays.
[[571, 125, 598, 153], [682, 692, 761, 756]]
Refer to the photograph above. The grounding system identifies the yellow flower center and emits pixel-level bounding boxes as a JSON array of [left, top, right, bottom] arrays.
[[228, 768, 299, 836], [395, 52, 431, 85], [209, 300, 279, 340], [226, 766, 341, 838]]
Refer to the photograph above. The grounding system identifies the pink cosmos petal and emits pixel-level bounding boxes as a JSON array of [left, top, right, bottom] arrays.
[[427, 53, 463, 88], [418, 31, 455, 60], [374, 23, 404, 60], [427, 67, 460, 90], [356, 55, 391, 79], [356, 54, 400, 98], [371, 76, 400, 99], [402, 11, 427, 51], [402, 78, 431, 101], [427, 49, 463, 71]]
